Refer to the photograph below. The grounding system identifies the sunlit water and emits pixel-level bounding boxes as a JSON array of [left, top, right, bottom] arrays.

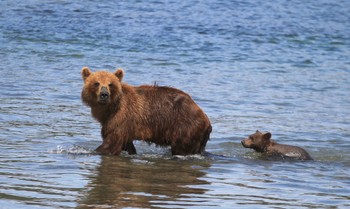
[[1, 0, 350, 208]]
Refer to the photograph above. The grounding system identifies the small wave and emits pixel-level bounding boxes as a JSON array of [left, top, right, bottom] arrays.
[[130, 159, 155, 165], [172, 154, 206, 161], [48, 144, 95, 155]]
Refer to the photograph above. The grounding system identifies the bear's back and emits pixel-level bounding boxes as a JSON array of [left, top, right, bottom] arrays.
[[135, 85, 193, 107], [131, 84, 207, 124], [269, 144, 313, 160]]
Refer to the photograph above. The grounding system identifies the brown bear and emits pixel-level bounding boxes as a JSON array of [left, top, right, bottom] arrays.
[[81, 67, 212, 156], [241, 130, 313, 160]]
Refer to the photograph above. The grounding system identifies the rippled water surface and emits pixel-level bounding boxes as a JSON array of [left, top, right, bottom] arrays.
[[1, 0, 350, 208]]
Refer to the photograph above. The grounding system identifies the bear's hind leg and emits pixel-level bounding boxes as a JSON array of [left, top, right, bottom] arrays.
[[171, 139, 202, 156]]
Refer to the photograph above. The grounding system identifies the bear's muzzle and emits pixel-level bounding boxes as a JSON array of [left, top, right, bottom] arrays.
[[98, 86, 110, 103]]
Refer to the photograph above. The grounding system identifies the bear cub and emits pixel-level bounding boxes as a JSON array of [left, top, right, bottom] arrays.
[[241, 130, 313, 160], [81, 67, 212, 156]]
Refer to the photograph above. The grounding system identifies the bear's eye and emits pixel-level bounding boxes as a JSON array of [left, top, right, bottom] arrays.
[[94, 82, 100, 87], [108, 83, 114, 88]]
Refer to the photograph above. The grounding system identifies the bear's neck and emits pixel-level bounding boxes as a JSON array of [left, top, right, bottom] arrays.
[[91, 102, 120, 124], [256, 140, 276, 153], [265, 140, 279, 152]]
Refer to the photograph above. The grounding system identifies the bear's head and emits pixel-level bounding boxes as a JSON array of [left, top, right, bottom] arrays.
[[81, 67, 124, 106], [241, 130, 272, 152]]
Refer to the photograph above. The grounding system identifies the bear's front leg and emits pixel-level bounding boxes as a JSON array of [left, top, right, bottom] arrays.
[[95, 133, 121, 155], [95, 141, 124, 155], [95, 143, 111, 155], [123, 141, 137, 155], [96, 133, 134, 156]]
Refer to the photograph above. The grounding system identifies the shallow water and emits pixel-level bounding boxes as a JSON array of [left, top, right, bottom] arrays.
[[1, 0, 350, 208]]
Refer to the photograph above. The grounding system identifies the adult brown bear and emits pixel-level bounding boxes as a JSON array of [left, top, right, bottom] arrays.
[[81, 67, 212, 156]]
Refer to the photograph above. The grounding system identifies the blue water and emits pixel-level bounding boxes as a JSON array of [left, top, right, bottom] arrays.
[[1, 0, 350, 208]]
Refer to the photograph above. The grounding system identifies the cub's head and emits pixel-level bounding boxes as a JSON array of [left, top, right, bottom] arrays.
[[81, 67, 124, 106], [241, 130, 272, 152]]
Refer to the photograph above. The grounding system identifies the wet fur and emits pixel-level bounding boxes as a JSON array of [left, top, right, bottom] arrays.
[[81, 67, 212, 156], [241, 130, 313, 160]]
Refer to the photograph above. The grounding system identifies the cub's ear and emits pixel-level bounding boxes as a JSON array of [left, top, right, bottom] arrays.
[[114, 68, 124, 81], [81, 67, 92, 81], [263, 132, 272, 141]]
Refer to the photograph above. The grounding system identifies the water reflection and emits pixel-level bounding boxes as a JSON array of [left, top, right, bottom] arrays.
[[77, 155, 211, 208]]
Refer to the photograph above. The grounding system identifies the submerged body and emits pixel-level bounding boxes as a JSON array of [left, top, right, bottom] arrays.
[[81, 67, 212, 156], [241, 130, 313, 160]]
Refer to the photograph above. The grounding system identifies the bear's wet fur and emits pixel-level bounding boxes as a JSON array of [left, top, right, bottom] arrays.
[[241, 130, 313, 160], [81, 67, 212, 156]]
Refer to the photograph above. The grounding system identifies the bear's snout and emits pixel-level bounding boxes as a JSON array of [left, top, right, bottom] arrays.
[[99, 86, 110, 103], [241, 139, 251, 148]]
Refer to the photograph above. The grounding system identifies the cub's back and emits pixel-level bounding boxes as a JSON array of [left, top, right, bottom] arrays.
[[272, 144, 313, 160]]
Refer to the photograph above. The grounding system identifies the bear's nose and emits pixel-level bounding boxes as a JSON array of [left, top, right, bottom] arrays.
[[100, 87, 109, 100], [100, 92, 109, 100]]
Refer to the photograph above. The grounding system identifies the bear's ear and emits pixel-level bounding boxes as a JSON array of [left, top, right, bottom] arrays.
[[81, 67, 92, 81], [114, 68, 124, 81], [262, 132, 272, 141]]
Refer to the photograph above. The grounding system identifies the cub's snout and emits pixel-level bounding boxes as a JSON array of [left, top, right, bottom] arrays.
[[241, 138, 251, 148]]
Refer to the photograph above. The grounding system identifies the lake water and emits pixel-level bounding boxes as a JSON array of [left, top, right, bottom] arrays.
[[1, 0, 350, 208]]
